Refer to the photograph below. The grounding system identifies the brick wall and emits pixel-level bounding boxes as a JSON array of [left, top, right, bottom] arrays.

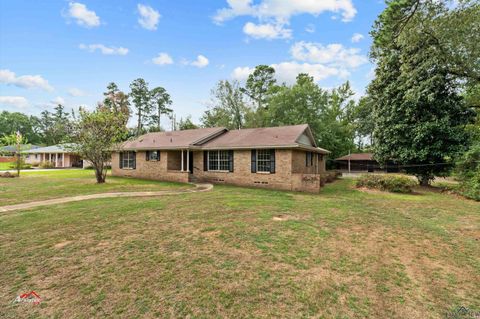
[[112, 151, 189, 183], [192, 149, 294, 191]]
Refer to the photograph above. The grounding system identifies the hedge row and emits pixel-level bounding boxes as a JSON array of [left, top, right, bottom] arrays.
[[356, 174, 417, 193]]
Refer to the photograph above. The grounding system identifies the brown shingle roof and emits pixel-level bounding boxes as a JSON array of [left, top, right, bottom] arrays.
[[200, 124, 328, 153], [335, 153, 374, 161], [121, 127, 226, 150], [119, 124, 330, 154]]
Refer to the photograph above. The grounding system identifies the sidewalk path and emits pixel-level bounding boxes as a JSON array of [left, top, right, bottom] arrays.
[[0, 183, 213, 214]]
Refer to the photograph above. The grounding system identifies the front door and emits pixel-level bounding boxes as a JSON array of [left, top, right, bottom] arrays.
[[188, 152, 193, 173]]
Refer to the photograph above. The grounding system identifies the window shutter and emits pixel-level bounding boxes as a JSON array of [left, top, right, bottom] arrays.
[[157, 150, 161, 161], [229, 150, 234, 172], [311, 152, 314, 166], [119, 152, 123, 169], [133, 152, 136, 169], [270, 149, 275, 174], [251, 149, 257, 173], [146, 151, 150, 161], [203, 151, 208, 171], [306, 152, 308, 167]]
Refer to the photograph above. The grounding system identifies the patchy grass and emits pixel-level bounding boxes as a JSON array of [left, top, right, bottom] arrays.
[[0, 162, 14, 170], [0, 176, 479, 318], [0, 169, 191, 205]]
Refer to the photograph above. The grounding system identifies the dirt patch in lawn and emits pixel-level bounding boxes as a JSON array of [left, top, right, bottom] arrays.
[[53, 240, 73, 249]]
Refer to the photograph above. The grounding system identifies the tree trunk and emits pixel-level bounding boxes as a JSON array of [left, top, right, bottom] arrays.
[[418, 175, 431, 186], [158, 109, 161, 131], [16, 153, 21, 177], [95, 168, 106, 183], [137, 109, 142, 137]]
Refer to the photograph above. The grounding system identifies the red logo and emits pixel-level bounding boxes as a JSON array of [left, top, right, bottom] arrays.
[[14, 291, 42, 305]]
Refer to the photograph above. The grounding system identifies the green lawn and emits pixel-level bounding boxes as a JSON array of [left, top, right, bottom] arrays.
[[0, 173, 479, 318], [0, 169, 191, 205], [0, 161, 14, 170]]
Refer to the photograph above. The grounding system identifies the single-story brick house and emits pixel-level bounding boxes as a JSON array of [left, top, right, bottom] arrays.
[[23, 144, 83, 168], [112, 124, 330, 192]]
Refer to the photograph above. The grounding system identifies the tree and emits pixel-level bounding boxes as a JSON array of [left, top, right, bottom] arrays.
[[150, 86, 172, 131], [129, 78, 151, 136], [352, 96, 375, 148], [1, 132, 29, 177], [177, 116, 199, 130], [0, 111, 42, 144], [101, 82, 131, 127], [368, 0, 475, 185], [241, 65, 277, 109], [390, 0, 480, 82], [70, 107, 128, 183], [265, 74, 356, 159], [38, 104, 73, 145], [201, 80, 248, 129]]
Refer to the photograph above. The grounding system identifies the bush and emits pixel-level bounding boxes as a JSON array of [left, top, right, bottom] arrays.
[[321, 170, 342, 185], [8, 163, 32, 169], [455, 143, 480, 201], [457, 171, 480, 201], [356, 174, 417, 193], [39, 161, 55, 169]]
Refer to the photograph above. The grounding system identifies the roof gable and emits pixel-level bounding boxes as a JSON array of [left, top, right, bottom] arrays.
[[121, 127, 226, 150]]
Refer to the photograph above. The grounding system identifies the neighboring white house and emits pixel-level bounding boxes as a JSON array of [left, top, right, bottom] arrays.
[[23, 144, 83, 168]]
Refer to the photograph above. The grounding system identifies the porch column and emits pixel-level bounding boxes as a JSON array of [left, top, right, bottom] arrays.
[[186, 150, 189, 173], [44, 153, 46, 163], [181, 150, 184, 172], [62, 153, 65, 168]]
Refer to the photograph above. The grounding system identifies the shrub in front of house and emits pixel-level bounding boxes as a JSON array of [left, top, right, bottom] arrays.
[[8, 163, 32, 169], [39, 161, 55, 169], [356, 174, 417, 193]]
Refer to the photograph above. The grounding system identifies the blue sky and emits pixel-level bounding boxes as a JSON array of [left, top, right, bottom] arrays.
[[0, 0, 384, 129]]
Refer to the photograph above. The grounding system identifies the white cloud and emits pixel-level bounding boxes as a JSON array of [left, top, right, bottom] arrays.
[[0, 69, 54, 91], [232, 62, 347, 85], [231, 41, 368, 84], [351, 33, 364, 43], [214, 0, 357, 24], [137, 4, 161, 30], [0, 96, 29, 109], [152, 53, 174, 65], [79, 44, 129, 55], [68, 88, 86, 97], [290, 41, 367, 68], [190, 55, 209, 68], [65, 2, 101, 28], [51, 96, 66, 105], [243, 22, 292, 39]]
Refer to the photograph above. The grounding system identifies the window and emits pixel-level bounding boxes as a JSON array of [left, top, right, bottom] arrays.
[[121, 151, 136, 169], [257, 150, 271, 172], [208, 150, 231, 171], [146, 150, 160, 161], [306, 152, 314, 167]]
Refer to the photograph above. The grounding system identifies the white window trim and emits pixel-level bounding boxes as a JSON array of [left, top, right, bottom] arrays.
[[207, 150, 231, 172], [122, 151, 136, 169], [256, 149, 271, 173]]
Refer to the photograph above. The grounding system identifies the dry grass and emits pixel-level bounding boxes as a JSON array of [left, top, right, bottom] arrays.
[[0, 176, 479, 318], [0, 169, 191, 205]]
